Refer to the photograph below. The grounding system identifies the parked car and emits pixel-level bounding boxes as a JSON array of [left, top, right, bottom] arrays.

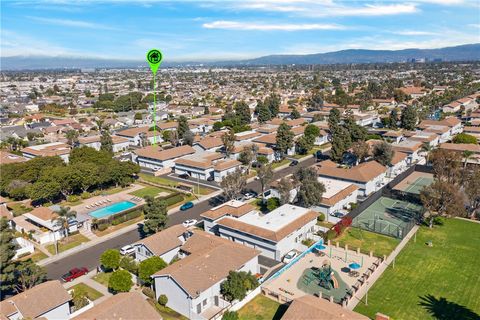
[[331, 211, 345, 218], [243, 192, 255, 200], [178, 173, 190, 180], [120, 245, 136, 256], [282, 250, 298, 264], [289, 160, 299, 166], [61, 267, 88, 282], [180, 201, 194, 211], [182, 219, 198, 227], [207, 176, 214, 181]]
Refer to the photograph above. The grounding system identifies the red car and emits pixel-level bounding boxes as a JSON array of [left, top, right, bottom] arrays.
[[61, 267, 88, 282]]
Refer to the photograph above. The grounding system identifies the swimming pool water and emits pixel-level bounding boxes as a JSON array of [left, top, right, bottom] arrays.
[[89, 201, 136, 219]]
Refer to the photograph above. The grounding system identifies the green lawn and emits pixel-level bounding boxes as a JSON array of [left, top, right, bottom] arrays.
[[354, 218, 480, 320], [335, 227, 400, 258], [271, 159, 290, 170], [130, 186, 171, 198], [8, 203, 32, 216], [139, 173, 179, 187], [93, 272, 112, 287], [19, 249, 48, 262], [238, 295, 288, 320], [70, 283, 104, 301], [46, 234, 90, 255]]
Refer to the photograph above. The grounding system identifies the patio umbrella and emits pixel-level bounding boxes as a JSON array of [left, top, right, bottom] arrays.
[[349, 262, 361, 270]]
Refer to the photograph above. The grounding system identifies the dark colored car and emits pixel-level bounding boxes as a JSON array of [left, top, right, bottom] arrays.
[[61, 267, 88, 282], [178, 173, 190, 180], [207, 176, 214, 181], [289, 160, 299, 166], [180, 201, 194, 211]]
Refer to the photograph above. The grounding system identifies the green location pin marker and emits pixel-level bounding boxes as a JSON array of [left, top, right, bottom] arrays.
[[146, 49, 163, 146], [146, 49, 163, 75]]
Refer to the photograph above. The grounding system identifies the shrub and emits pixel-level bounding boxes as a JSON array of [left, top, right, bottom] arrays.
[[162, 194, 184, 206], [158, 294, 168, 306], [142, 287, 155, 299], [97, 224, 108, 231], [139, 256, 167, 285], [266, 197, 280, 212], [108, 270, 133, 293], [222, 311, 239, 320], [326, 229, 337, 241], [317, 213, 325, 222], [81, 192, 92, 199], [453, 133, 477, 144], [120, 256, 138, 275], [67, 195, 80, 202], [302, 238, 315, 247]]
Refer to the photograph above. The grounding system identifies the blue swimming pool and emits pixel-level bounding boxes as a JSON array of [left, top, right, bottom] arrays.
[[89, 201, 136, 219]]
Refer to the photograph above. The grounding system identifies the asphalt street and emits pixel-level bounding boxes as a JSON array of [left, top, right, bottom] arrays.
[[45, 157, 317, 280]]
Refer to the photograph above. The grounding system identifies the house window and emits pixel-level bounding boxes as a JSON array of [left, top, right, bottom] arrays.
[[203, 299, 207, 306], [197, 303, 202, 314]]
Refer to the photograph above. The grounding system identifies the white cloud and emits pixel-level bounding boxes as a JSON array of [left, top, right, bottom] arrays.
[[393, 30, 439, 36], [469, 24, 480, 28], [202, 20, 345, 31], [27, 16, 117, 30], [1, 30, 80, 56]]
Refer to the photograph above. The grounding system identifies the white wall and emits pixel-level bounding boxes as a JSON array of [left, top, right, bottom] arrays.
[[39, 301, 70, 320]]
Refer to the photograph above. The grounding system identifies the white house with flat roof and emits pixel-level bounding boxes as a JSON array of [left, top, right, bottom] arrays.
[[215, 204, 318, 261], [21, 142, 71, 163], [312, 178, 358, 218]]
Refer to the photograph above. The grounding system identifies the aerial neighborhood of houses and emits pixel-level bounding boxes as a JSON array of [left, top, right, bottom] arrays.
[[1, 63, 479, 320]]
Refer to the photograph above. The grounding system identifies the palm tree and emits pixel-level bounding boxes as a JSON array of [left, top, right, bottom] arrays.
[[51, 206, 77, 240], [421, 142, 432, 164]]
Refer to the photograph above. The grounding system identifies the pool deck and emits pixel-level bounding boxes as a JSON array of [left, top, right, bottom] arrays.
[[262, 245, 378, 303], [72, 184, 145, 221]]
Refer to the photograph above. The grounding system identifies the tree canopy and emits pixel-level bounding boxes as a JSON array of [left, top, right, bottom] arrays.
[[220, 271, 259, 302], [138, 256, 167, 285], [143, 196, 168, 234], [108, 270, 133, 293]]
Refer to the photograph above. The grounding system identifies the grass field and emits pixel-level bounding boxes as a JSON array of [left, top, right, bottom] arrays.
[[335, 227, 400, 257], [130, 186, 172, 198], [19, 249, 49, 262], [93, 272, 112, 287], [354, 218, 480, 320], [238, 295, 288, 320], [139, 173, 180, 187], [46, 233, 90, 255], [8, 202, 32, 216], [70, 283, 104, 301]]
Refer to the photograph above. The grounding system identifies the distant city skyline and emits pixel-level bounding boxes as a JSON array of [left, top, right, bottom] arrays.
[[2, 0, 480, 61]]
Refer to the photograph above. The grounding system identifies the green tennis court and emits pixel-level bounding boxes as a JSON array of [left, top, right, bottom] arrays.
[[353, 197, 423, 239], [403, 176, 434, 194]]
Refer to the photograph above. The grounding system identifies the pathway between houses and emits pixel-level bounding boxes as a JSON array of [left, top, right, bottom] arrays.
[[347, 225, 420, 310]]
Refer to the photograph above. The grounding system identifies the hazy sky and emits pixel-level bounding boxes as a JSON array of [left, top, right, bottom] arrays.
[[2, 0, 480, 61]]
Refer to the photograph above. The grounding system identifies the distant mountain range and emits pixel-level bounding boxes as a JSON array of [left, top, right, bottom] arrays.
[[2, 43, 479, 70]]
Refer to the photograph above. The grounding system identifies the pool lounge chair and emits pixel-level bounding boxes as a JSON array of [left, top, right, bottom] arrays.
[[107, 199, 112, 202]]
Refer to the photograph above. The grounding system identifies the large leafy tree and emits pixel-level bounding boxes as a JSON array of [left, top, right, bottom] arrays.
[[143, 196, 168, 234], [464, 167, 480, 219], [330, 126, 351, 162], [220, 169, 247, 200], [234, 101, 251, 125], [307, 91, 323, 111], [258, 164, 274, 203], [65, 130, 79, 147], [100, 249, 121, 271], [400, 105, 417, 130], [430, 149, 462, 185], [351, 141, 370, 163], [420, 180, 465, 227], [108, 270, 133, 293], [264, 94, 280, 117], [0, 218, 17, 295], [177, 116, 189, 140], [304, 124, 320, 145], [100, 130, 113, 153], [220, 271, 259, 302], [275, 123, 294, 159], [277, 178, 293, 205], [222, 129, 236, 158], [293, 167, 325, 207], [373, 142, 394, 166], [138, 256, 167, 285], [14, 260, 47, 293], [255, 100, 272, 123]]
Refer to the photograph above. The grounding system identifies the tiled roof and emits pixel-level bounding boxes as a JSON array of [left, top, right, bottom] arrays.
[[135, 145, 195, 161], [134, 224, 187, 256], [153, 231, 260, 298], [282, 295, 369, 320], [0, 281, 71, 319], [201, 201, 255, 220], [28, 207, 57, 221], [316, 160, 387, 183], [72, 292, 161, 320]]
